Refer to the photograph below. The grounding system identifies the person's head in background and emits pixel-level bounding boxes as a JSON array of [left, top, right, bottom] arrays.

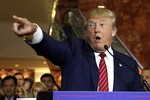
[[31, 82, 47, 98], [2, 75, 17, 99], [141, 68, 150, 91], [15, 85, 27, 98], [24, 78, 33, 92], [13, 72, 25, 86], [40, 73, 55, 91], [85, 8, 117, 53]]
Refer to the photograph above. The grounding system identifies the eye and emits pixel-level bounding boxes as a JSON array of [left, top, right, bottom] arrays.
[[100, 23, 104, 26], [99, 22, 106, 27], [88, 22, 96, 29]]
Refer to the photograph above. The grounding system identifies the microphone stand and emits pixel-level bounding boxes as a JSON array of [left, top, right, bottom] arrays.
[[104, 45, 150, 91]]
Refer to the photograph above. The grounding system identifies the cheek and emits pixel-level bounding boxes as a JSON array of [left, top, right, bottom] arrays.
[[86, 30, 94, 40], [106, 35, 113, 41], [86, 29, 94, 35], [48, 83, 53, 88]]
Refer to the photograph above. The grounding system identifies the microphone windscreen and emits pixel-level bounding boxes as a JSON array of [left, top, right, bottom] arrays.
[[104, 45, 108, 50]]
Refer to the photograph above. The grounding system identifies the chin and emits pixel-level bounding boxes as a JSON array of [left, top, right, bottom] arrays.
[[94, 48, 104, 52]]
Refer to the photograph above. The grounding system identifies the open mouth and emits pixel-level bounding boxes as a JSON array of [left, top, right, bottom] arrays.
[[95, 36, 101, 42]]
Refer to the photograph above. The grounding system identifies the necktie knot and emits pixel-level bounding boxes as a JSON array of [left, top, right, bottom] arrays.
[[100, 52, 106, 58]]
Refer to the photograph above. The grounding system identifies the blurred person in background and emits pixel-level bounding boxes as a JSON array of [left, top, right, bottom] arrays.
[[0, 75, 19, 100], [31, 82, 47, 98], [13, 73, 25, 87], [40, 73, 55, 92], [15, 85, 27, 98], [141, 68, 150, 91], [24, 78, 33, 97]]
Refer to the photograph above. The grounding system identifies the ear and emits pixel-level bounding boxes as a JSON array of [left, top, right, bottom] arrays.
[[112, 28, 117, 37]]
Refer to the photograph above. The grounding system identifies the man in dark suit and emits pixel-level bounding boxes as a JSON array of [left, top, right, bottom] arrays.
[[0, 75, 19, 100], [12, 8, 145, 91]]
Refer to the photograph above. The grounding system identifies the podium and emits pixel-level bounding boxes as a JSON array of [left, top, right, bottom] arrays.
[[53, 91, 150, 100], [37, 91, 150, 100]]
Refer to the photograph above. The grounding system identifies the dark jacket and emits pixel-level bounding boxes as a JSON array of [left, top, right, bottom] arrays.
[[29, 32, 145, 91], [0, 95, 19, 100]]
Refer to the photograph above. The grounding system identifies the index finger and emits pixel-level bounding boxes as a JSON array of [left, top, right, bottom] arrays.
[[12, 15, 27, 24]]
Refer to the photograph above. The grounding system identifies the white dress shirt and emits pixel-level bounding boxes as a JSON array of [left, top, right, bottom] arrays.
[[5, 96, 15, 100], [94, 47, 114, 92]]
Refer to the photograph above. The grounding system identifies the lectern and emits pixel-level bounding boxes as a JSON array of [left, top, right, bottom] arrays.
[[37, 91, 150, 100]]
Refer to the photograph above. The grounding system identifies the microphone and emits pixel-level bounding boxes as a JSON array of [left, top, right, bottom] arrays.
[[104, 45, 150, 91]]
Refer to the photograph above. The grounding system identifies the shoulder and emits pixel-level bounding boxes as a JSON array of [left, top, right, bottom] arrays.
[[64, 37, 85, 43], [113, 49, 137, 65], [63, 37, 86, 47]]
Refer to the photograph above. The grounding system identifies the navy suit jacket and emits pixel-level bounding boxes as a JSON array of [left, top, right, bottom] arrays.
[[30, 32, 145, 91], [0, 95, 19, 100]]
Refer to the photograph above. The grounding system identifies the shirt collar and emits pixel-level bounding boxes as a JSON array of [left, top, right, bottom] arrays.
[[5, 96, 15, 100], [94, 47, 113, 60]]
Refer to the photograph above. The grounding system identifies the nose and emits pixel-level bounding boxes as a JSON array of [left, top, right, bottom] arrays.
[[94, 24, 100, 34], [95, 31, 98, 34]]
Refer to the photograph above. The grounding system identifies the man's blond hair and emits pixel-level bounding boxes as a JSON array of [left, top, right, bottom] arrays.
[[85, 8, 117, 30]]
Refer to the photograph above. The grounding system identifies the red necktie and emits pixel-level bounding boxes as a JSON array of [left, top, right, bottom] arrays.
[[98, 52, 109, 91]]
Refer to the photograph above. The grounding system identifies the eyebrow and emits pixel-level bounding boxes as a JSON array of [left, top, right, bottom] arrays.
[[88, 19, 108, 23], [88, 21, 95, 23]]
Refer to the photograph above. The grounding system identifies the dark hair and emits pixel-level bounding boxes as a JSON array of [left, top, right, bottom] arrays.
[[2, 75, 17, 86], [40, 73, 55, 83], [13, 72, 24, 79], [24, 78, 34, 90]]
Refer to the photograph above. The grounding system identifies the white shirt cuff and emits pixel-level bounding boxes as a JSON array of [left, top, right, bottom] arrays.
[[28, 24, 43, 44]]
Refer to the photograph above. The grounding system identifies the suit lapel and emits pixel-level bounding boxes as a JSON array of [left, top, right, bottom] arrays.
[[113, 50, 127, 91], [83, 42, 99, 91], [113, 55, 121, 91]]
